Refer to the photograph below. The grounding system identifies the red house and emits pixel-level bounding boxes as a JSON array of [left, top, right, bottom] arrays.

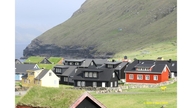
[[124, 60, 170, 83]]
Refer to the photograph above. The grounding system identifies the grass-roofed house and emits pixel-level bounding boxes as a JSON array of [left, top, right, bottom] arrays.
[[21, 69, 60, 88], [24, 56, 52, 64], [16, 86, 106, 108]]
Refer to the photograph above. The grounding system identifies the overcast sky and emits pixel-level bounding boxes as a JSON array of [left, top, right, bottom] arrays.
[[15, 0, 86, 44]]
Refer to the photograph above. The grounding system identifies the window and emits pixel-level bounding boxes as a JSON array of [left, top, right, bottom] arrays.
[[89, 72, 92, 77], [154, 75, 158, 80], [91, 62, 93, 66], [49, 72, 52, 76], [113, 72, 115, 78], [145, 75, 150, 80], [29, 72, 34, 76], [82, 81, 85, 87], [110, 82, 113, 87], [24, 79, 27, 83], [64, 77, 68, 82], [85, 72, 88, 77], [93, 82, 97, 87], [77, 81, 85, 87], [93, 72, 97, 78], [77, 81, 81, 86], [56, 68, 62, 73], [75, 62, 79, 65], [137, 74, 143, 80], [108, 64, 113, 68], [54, 80, 56, 85], [129, 74, 133, 80], [115, 81, 117, 87], [69, 62, 73, 65]]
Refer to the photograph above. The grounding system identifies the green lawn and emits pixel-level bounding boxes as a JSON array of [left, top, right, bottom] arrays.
[[90, 82, 177, 108]]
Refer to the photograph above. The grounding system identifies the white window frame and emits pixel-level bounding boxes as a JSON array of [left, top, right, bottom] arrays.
[[81, 81, 85, 87], [89, 72, 92, 77], [145, 75, 150, 80], [110, 82, 113, 87], [115, 81, 117, 87], [113, 72, 115, 78], [129, 74, 133, 80], [64, 77, 68, 82], [77, 81, 81, 86], [85, 72, 88, 77], [137, 74, 143, 80], [93, 72, 97, 78], [93, 82, 97, 87], [108, 64, 113, 68], [153, 75, 158, 81], [56, 68, 61, 73]]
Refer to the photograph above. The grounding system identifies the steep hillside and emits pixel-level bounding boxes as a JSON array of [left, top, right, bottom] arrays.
[[24, 0, 177, 60]]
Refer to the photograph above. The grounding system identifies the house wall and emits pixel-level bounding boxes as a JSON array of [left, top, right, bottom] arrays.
[[15, 74, 23, 81], [161, 67, 169, 82], [59, 76, 74, 85], [74, 81, 110, 87], [22, 70, 43, 87], [41, 70, 59, 88], [125, 73, 163, 83]]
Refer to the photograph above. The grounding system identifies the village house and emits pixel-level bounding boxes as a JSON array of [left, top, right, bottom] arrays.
[[21, 69, 60, 88], [15, 64, 39, 81], [124, 60, 170, 83], [73, 68, 119, 87]]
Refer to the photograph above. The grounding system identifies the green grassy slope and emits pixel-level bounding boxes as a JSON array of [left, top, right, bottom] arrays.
[[17, 86, 85, 108], [32, 0, 177, 59]]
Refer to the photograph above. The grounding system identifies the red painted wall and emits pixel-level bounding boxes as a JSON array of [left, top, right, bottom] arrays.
[[125, 66, 169, 83], [161, 67, 169, 82], [125, 73, 161, 83]]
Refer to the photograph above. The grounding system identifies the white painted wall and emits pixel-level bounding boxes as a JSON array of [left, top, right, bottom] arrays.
[[41, 70, 59, 88]]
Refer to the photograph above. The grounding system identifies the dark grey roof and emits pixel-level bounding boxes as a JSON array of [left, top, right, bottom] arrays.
[[125, 63, 168, 74], [61, 66, 77, 76], [135, 64, 154, 68], [15, 64, 39, 74], [104, 61, 121, 65], [115, 62, 129, 70], [79, 59, 94, 68], [93, 59, 108, 66], [54, 65, 69, 69], [155, 60, 177, 72], [35, 69, 49, 80], [136, 60, 155, 64], [73, 68, 115, 81], [151, 64, 167, 72], [64, 59, 85, 62]]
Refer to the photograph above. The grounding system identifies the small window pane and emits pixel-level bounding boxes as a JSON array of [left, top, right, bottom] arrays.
[[89, 72, 92, 77]]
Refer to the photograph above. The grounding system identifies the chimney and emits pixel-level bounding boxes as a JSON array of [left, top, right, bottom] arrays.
[[169, 59, 172, 63]]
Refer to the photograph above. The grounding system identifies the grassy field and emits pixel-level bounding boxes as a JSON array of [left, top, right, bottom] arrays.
[[90, 82, 177, 108], [15, 82, 177, 108]]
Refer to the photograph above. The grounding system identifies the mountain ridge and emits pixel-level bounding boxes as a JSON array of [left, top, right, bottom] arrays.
[[24, 0, 177, 60]]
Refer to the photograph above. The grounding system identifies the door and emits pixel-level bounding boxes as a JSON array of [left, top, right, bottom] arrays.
[[102, 82, 105, 87]]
